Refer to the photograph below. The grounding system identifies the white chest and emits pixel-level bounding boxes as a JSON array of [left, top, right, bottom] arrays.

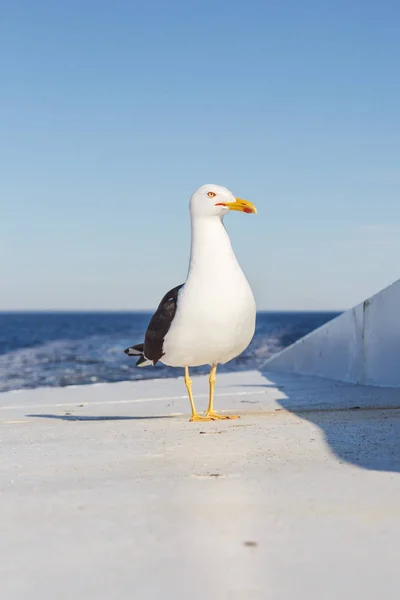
[[163, 242, 256, 366], [161, 214, 256, 367]]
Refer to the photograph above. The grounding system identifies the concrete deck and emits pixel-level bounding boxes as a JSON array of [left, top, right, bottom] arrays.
[[1, 370, 400, 599]]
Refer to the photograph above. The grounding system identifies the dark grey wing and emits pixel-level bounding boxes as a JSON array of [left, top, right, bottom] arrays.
[[144, 284, 184, 365]]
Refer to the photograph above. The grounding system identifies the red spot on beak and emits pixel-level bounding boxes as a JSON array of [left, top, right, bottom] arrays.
[[243, 207, 252, 213]]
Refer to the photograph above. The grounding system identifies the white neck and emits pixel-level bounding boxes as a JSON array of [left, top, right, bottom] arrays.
[[187, 215, 238, 279]]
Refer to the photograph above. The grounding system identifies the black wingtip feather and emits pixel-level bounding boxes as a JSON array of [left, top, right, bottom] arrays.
[[124, 343, 144, 356]]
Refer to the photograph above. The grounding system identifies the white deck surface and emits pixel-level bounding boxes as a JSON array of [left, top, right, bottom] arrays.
[[1, 370, 400, 600]]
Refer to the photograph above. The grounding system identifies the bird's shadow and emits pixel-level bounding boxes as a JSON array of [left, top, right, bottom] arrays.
[[258, 371, 400, 474], [26, 414, 174, 422]]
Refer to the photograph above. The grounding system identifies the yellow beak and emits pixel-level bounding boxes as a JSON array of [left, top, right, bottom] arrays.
[[225, 197, 257, 214]]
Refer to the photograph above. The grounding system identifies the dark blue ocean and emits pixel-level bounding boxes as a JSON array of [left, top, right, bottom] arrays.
[[0, 312, 339, 393]]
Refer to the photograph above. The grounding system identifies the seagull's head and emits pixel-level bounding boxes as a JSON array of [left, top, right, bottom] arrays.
[[190, 184, 257, 219]]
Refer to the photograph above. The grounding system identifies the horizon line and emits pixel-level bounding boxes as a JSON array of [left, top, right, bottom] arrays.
[[0, 308, 344, 314]]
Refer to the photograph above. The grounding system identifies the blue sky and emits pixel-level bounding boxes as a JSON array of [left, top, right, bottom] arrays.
[[1, 0, 399, 310]]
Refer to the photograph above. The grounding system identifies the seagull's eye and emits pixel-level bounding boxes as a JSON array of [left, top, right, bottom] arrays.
[[207, 191, 216, 198]]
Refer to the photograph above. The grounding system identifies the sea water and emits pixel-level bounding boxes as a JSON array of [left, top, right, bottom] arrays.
[[0, 311, 339, 392]]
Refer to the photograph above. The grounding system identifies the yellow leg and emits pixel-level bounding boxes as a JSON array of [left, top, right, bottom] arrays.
[[184, 367, 213, 422], [204, 364, 240, 420]]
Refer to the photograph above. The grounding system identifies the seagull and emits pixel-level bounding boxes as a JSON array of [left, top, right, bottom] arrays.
[[124, 184, 257, 422]]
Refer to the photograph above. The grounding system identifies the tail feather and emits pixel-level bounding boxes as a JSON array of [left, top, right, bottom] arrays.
[[124, 343, 152, 367], [136, 355, 152, 367]]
